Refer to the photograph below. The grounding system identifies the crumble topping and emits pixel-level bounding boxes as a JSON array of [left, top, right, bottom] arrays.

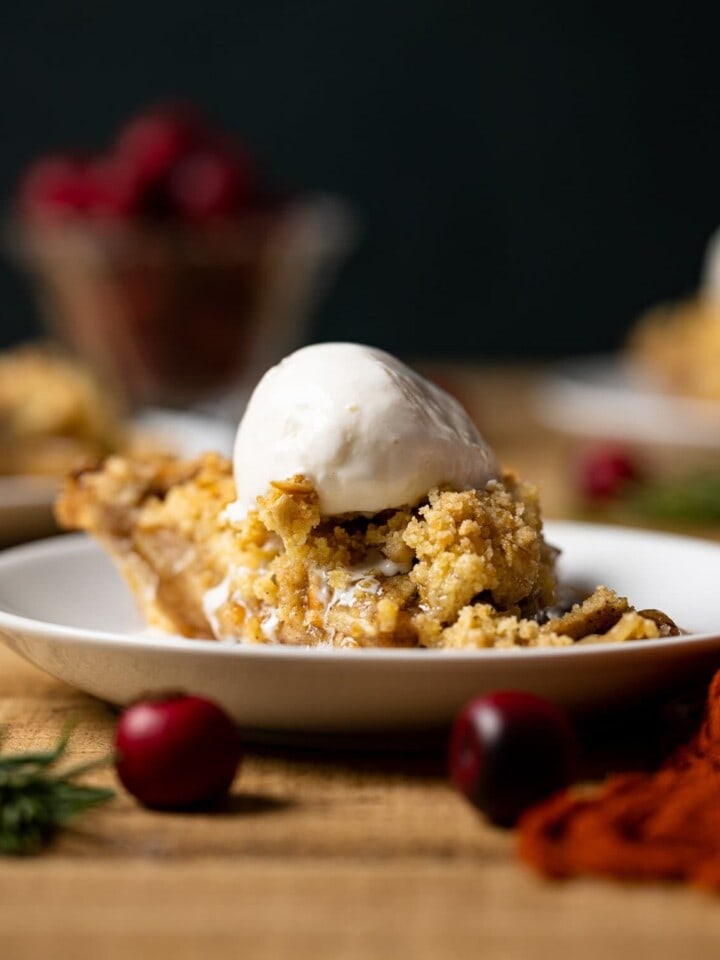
[[56, 453, 671, 649], [629, 297, 720, 401]]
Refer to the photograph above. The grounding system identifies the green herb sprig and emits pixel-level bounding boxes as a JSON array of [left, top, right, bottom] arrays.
[[0, 727, 114, 855], [627, 471, 720, 524]]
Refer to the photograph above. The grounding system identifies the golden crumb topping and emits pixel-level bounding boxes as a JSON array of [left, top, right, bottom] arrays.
[[629, 297, 720, 401], [57, 453, 671, 649]]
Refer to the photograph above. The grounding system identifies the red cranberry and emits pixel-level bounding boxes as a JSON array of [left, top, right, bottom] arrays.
[[115, 104, 208, 183], [448, 691, 577, 827], [85, 155, 145, 218], [578, 445, 642, 501], [17, 153, 89, 220], [166, 145, 253, 221], [115, 694, 242, 810]]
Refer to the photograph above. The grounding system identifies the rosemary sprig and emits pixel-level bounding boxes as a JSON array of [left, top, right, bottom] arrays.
[[627, 471, 720, 525], [0, 727, 114, 855]]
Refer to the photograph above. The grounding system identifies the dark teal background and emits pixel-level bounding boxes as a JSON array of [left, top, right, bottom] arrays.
[[1, 1, 718, 357]]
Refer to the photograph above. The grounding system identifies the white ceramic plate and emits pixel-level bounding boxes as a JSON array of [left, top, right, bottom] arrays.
[[0, 409, 235, 546], [535, 354, 720, 447], [1, 522, 720, 734]]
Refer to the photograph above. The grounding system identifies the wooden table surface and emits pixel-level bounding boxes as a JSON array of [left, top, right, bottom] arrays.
[[3, 365, 720, 960]]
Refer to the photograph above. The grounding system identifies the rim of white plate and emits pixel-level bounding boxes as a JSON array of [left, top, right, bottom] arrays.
[[0, 524, 719, 663]]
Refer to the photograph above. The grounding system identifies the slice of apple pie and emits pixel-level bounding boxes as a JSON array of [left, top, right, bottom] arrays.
[[56, 452, 673, 649], [0, 342, 125, 477], [56, 343, 677, 649]]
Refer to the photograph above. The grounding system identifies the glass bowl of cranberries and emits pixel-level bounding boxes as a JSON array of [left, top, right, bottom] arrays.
[[8, 104, 353, 409]]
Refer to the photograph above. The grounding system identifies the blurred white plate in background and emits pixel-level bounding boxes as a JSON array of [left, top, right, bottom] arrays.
[[535, 354, 720, 447], [132, 408, 235, 459]]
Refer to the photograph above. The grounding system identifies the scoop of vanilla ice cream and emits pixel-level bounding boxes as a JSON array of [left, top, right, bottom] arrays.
[[231, 342, 499, 517]]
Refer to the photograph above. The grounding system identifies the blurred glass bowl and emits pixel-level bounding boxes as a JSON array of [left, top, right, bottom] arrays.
[[8, 196, 354, 410]]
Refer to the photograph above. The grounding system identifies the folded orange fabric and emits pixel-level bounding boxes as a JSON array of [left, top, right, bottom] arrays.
[[518, 672, 720, 889]]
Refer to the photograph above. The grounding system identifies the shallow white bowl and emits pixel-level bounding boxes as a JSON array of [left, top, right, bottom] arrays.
[[1, 522, 720, 734]]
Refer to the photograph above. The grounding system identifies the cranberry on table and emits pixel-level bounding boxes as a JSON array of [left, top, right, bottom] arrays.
[[115, 694, 242, 810], [448, 691, 577, 827], [578, 444, 641, 501]]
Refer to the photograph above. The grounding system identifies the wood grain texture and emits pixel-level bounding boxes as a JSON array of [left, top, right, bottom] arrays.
[[2, 365, 720, 960]]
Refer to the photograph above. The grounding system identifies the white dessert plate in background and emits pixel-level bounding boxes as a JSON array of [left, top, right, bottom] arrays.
[[0, 409, 235, 546], [535, 354, 720, 447], [131, 407, 235, 460], [1, 522, 720, 734]]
